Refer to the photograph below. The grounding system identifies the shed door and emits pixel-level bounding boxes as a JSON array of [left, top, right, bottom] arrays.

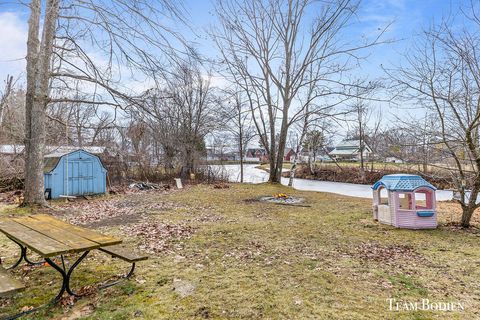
[[66, 160, 94, 196]]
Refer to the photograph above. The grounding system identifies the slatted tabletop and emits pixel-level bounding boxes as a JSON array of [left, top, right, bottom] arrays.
[[0, 214, 122, 258]]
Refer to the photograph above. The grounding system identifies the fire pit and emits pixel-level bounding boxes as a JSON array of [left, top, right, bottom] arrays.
[[259, 193, 305, 204]]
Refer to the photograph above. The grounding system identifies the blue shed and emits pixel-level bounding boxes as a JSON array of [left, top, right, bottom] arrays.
[[44, 149, 107, 199]]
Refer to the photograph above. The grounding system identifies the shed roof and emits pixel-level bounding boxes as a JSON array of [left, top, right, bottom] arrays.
[[372, 174, 436, 191], [44, 157, 61, 173], [44, 149, 107, 173]]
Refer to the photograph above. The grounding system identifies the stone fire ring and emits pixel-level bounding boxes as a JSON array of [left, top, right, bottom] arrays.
[[259, 196, 305, 204]]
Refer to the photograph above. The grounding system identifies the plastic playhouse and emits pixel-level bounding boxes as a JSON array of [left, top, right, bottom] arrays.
[[372, 174, 437, 229]]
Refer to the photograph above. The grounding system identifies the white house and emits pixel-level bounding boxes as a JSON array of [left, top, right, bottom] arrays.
[[329, 140, 372, 161]]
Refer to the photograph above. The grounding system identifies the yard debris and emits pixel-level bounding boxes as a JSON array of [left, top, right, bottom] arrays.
[[58, 199, 137, 226], [54, 195, 181, 226], [20, 305, 34, 312], [75, 285, 97, 296], [356, 242, 426, 266], [0, 190, 23, 205], [128, 182, 170, 191], [213, 183, 230, 189], [120, 222, 195, 254], [194, 306, 211, 318]]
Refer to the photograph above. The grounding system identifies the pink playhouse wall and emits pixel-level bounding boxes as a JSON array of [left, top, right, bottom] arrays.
[[394, 188, 437, 229]]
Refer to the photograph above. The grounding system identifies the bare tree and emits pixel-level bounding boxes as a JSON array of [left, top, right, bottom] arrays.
[[22, 0, 189, 205], [133, 61, 220, 178], [213, 0, 388, 183], [387, 3, 480, 227], [0, 75, 14, 127], [221, 89, 256, 182], [348, 100, 370, 181], [0, 87, 25, 145]]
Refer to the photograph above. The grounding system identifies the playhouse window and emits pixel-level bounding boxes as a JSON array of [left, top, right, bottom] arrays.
[[379, 187, 388, 205], [415, 191, 433, 210], [398, 193, 413, 210]]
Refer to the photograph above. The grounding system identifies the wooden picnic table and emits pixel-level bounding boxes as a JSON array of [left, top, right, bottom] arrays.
[[0, 214, 121, 301]]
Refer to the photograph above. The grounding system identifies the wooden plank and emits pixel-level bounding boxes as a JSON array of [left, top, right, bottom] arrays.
[[0, 219, 70, 258], [30, 215, 121, 246], [0, 266, 25, 297], [99, 244, 148, 263], [12, 217, 101, 252]]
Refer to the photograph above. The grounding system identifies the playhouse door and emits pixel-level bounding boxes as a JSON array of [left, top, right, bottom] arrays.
[[67, 160, 95, 196]]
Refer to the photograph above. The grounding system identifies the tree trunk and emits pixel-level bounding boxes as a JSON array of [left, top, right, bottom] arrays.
[[239, 140, 244, 184], [308, 146, 313, 174], [460, 206, 475, 228], [24, 0, 42, 205], [272, 132, 287, 183], [238, 111, 244, 183], [24, 0, 60, 206], [359, 134, 366, 183], [271, 104, 290, 183]]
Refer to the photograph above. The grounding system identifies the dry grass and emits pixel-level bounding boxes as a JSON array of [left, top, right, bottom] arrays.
[[0, 184, 479, 319]]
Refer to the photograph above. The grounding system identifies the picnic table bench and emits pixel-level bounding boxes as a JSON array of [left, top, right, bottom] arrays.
[[0, 214, 147, 319]]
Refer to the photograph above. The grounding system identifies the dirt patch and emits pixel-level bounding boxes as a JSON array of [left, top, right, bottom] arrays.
[[120, 221, 195, 254], [83, 213, 144, 228], [55, 199, 137, 225], [243, 198, 260, 203]]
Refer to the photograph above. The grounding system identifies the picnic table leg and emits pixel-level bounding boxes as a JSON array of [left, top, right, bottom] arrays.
[[65, 251, 90, 297], [99, 262, 136, 289], [4, 238, 43, 270], [44, 257, 68, 301], [2, 257, 69, 320], [45, 251, 90, 298]]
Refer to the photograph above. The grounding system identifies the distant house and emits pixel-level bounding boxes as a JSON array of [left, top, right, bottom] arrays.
[[329, 140, 372, 161], [284, 148, 296, 162], [245, 148, 269, 162], [290, 147, 332, 163]]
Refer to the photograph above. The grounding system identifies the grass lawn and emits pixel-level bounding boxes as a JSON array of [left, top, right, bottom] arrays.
[[0, 184, 479, 319]]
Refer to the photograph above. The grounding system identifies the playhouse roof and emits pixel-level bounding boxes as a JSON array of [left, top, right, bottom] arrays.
[[372, 174, 436, 191]]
